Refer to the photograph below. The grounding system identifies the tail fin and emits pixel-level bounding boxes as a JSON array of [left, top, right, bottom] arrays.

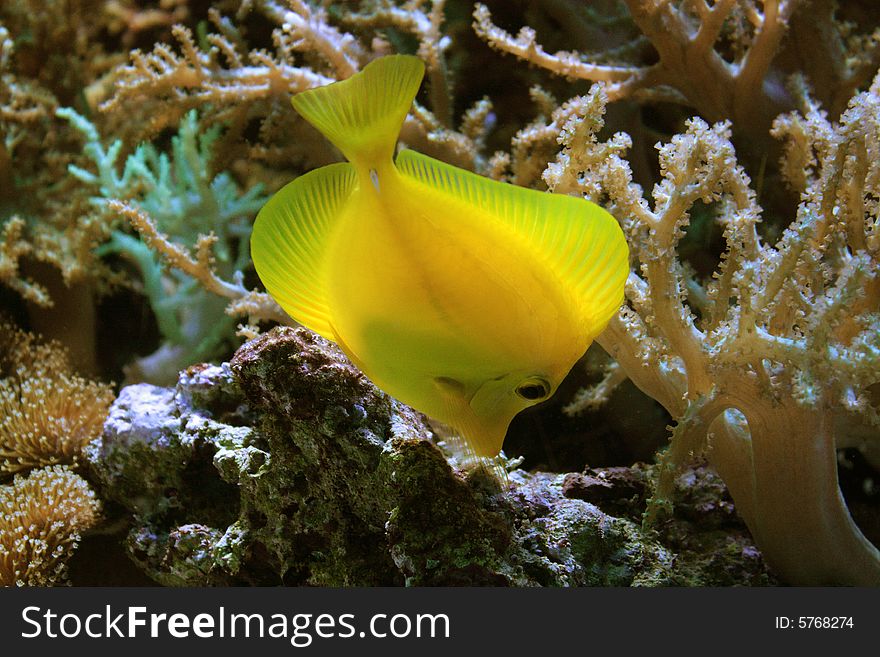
[[292, 55, 425, 169]]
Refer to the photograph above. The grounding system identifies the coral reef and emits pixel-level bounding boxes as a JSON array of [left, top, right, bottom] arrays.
[[474, 1, 879, 143], [60, 108, 268, 383], [0, 465, 101, 586], [0, 22, 91, 309], [86, 328, 769, 586], [0, 322, 114, 473], [548, 72, 880, 584], [0, 323, 109, 587], [1, 0, 878, 587]]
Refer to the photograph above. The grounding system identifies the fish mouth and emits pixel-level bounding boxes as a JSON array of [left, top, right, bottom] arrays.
[[454, 416, 509, 459], [434, 383, 512, 459]]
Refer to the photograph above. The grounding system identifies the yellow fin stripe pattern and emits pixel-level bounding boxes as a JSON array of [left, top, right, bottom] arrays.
[[251, 162, 357, 339], [395, 150, 628, 331]]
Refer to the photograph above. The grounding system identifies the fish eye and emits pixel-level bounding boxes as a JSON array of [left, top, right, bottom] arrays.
[[515, 377, 551, 401]]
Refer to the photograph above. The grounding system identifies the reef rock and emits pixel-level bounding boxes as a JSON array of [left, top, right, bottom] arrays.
[[86, 326, 762, 586]]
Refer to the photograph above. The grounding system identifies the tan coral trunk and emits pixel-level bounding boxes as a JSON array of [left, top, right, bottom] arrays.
[[709, 393, 880, 585]]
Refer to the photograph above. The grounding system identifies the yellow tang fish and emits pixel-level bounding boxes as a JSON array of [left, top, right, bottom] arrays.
[[251, 55, 628, 460]]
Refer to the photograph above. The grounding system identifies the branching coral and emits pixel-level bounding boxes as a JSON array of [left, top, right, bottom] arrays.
[[0, 15, 117, 368], [0, 216, 49, 306], [0, 322, 114, 474], [60, 108, 271, 383], [344, 0, 498, 170], [546, 75, 880, 584], [97, 0, 493, 173], [474, 1, 880, 141], [88, 3, 878, 586], [102, 0, 190, 49], [0, 465, 100, 586], [108, 200, 290, 344], [343, 0, 453, 126], [0, 0, 111, 104], [0, 24, 61, 306], [96, 0, 356, 169]]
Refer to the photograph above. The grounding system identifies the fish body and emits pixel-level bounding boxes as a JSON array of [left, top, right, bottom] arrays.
[[251, 55, 629, 458]]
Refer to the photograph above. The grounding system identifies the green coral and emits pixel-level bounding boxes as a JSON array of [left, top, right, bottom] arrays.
[[58, 107, 266, 383]]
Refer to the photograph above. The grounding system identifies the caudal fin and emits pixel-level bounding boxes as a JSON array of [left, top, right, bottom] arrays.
[[292, 55, 425, 169]]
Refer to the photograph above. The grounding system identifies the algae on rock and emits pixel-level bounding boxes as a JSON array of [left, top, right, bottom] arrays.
[[86, 326, 762, 586]]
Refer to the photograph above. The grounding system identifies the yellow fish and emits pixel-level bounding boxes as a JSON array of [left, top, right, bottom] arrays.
[[251, 55, 628, 459]]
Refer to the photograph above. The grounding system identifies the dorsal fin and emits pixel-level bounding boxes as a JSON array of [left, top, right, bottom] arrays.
[[292, 55, 425, 170], [395, 149, 629, 332], [250, 162, 357, 339]]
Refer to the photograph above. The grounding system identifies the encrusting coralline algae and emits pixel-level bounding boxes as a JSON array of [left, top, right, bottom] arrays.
[[86, 327, 771, 585]]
